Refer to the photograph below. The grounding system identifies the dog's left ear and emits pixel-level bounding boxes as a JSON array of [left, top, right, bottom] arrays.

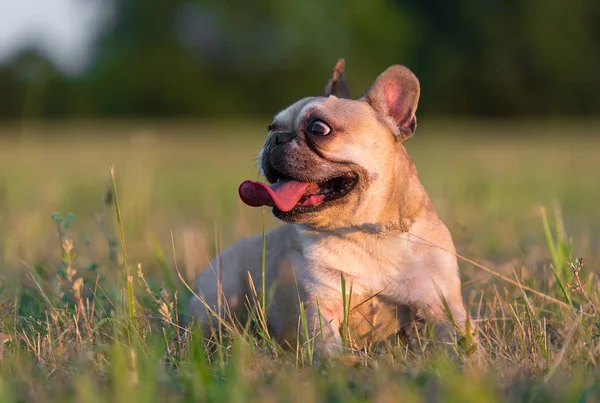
[[323, 58, 351, 99], [365, 65, 420, 140]]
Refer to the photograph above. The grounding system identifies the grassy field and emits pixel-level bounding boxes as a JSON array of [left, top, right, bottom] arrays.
[[0, 119, 598, 402]]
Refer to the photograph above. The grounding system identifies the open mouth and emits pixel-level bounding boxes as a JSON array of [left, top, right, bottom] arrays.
[[238, 172, 358, 212], [295, 172, 358, 207]]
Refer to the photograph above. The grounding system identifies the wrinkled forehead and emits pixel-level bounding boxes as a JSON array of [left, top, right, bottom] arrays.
[[272, 97, 323, 130], [271, 96, 376, 131]]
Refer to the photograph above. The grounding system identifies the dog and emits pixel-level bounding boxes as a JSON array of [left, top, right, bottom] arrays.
[[187, 59, 467, 356]]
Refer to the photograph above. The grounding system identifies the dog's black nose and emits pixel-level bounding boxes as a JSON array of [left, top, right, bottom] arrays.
[[273, 131, 294, 145]]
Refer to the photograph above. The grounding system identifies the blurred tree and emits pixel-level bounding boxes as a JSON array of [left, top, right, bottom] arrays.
[[405, 0, 600, 115], [0, 67, 22, 119], [83, 0, 416, 117], [1, 49, 73, 120]]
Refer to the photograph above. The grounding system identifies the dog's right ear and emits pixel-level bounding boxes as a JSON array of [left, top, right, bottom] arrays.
[[365, 65, 420, 140], [322, 58, 351, 99]]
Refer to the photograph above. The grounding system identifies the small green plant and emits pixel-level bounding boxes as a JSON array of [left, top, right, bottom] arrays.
[[51, 212, 77, 280], [540, 205, 574, 304], [566, 257, 599, 318]]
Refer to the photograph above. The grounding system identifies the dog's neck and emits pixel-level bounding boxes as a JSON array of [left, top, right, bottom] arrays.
[[392, 145, 429, 223]]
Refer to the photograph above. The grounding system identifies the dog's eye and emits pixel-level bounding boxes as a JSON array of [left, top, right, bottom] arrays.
[[308, 121, 331, 136]]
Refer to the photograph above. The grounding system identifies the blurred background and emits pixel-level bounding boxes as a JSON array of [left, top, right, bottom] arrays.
[[0, 0, 598, 278], [1, 0, 600, 119]]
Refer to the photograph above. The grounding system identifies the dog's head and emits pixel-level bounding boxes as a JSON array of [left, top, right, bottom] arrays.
[[239, 59, 425, 230]]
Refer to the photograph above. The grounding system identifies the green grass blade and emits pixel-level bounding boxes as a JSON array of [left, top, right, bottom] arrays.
[[110, 166, 136, 330]]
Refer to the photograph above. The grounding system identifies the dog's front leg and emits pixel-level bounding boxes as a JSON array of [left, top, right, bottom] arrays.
[[305, 298, 343, 358], [423, 290, 467, 344]]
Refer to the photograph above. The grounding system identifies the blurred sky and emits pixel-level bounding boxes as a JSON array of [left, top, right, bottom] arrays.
[[0, 0, 110, 74]]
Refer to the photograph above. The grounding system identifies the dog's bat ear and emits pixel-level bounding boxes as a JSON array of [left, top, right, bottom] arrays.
[[322, 58, 351, 99], [365, 65, 420, 140]]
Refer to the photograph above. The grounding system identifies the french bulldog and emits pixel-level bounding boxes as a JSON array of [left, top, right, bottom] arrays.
[[187, 59, 467, 355]]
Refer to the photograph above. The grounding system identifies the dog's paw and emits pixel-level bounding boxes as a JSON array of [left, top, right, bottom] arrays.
[[397, 319, 428, 351]]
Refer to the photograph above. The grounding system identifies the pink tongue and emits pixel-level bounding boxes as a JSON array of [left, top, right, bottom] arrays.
[[239, 180, 313, 212]]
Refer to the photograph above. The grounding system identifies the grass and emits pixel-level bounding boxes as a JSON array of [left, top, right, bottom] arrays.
[[0, 119, 598, 401]]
